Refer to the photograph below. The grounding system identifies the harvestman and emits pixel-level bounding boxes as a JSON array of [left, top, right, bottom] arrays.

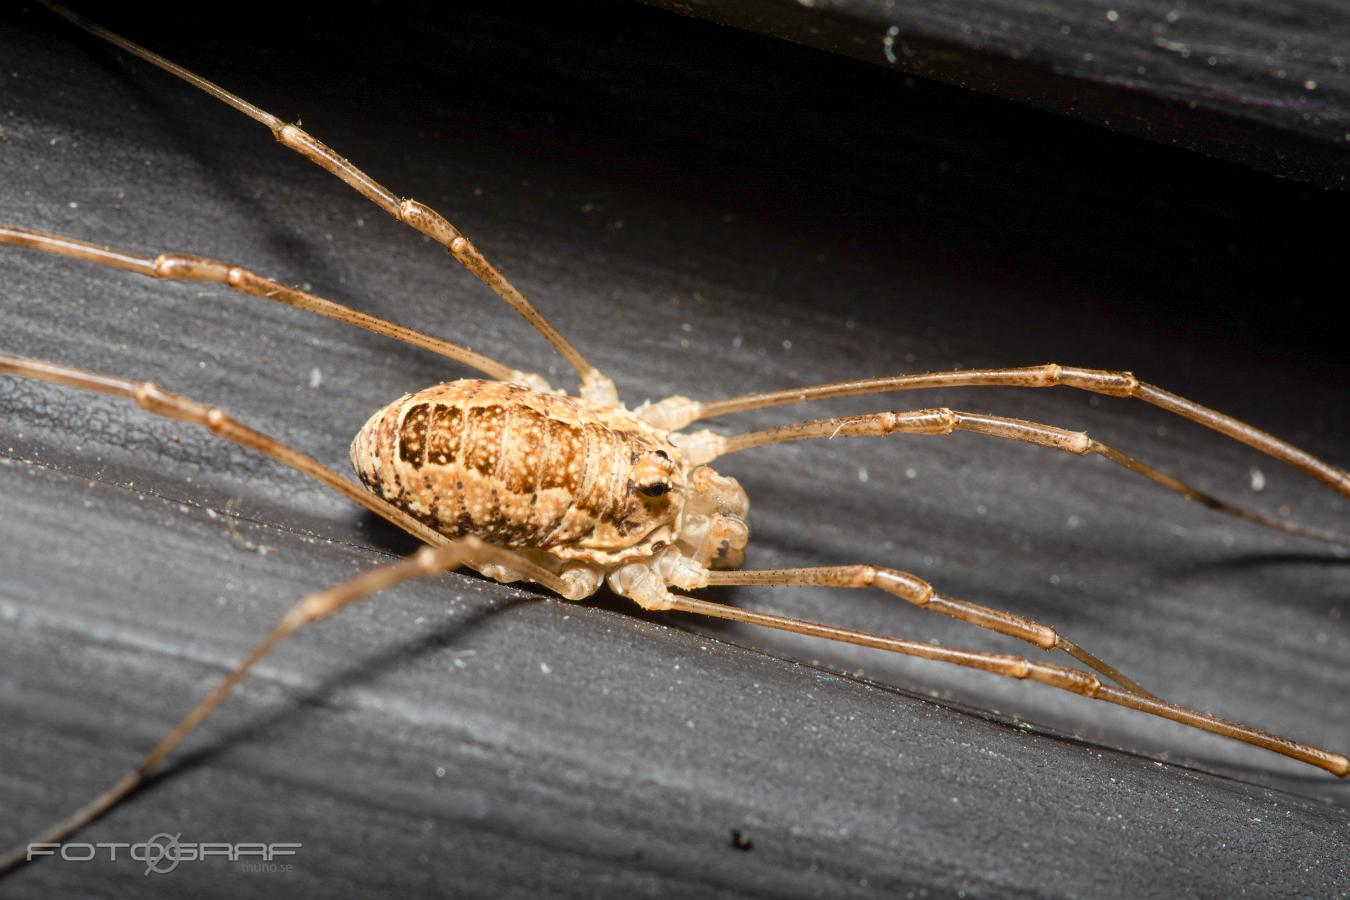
[[2, 1, 1348, 875]]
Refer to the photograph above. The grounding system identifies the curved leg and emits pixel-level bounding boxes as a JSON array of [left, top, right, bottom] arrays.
[[0, 541, 483, 876], [680, 406, 1349, 547], [40, 1, 616, 403], [703, 565, 1153, 696], [667, 594, 1350, 778], [0, 225, 557, 390], [0, 352, 579, 598], [640, 364, 1350, 499]]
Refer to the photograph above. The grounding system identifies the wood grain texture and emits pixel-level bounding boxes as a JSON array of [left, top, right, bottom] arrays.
[[649, 0, 1350, 189], [2, 2, 1348, 897]]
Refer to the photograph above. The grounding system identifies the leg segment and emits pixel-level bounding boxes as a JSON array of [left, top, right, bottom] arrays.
[[667, 594, 1350, 778], [642, 364, 1350, 499], [704, 565, 1152, 696], [40, 2, 616, 402], [0, 541, 480, 876], [0, 225, 555, 388], [0, 353, 578, 598], [681, 406, 1349, 547]]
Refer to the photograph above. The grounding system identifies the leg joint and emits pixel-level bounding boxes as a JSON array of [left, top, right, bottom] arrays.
[[398, 198, 464, 249], [872, 567, 934, 605], [1058, 366, 1140, 398], [134, 381, 209, 424], [152, 253, 229, 282], [1026, 661, 1102, 696], [887, 408, 957, 435]]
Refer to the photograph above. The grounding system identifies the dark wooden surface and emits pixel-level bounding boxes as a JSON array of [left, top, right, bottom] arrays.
[[2, 2, 1348, 897], [650, 0, 1350, 189]]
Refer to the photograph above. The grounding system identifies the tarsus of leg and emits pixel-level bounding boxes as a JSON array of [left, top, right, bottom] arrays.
[[704, 565, 1153, 697], [668, 594, 1350, 777], [698, 406, 1350, 548], [652, 364, 1350, 499], [0, 541, 475, 877], [0, 225, 529, 384], [0, 353, 573, 596], [38, 1, 615, 402]]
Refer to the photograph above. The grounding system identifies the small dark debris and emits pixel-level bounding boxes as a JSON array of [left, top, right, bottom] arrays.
[[730, 829, 752, 851]]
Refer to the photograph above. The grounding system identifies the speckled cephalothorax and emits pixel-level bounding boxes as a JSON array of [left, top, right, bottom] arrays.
[[351, 380, 749, 607]]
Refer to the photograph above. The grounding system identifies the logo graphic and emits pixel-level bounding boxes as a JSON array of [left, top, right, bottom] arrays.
[[140, 833, 183, 876], [26, 834, 301, 875]]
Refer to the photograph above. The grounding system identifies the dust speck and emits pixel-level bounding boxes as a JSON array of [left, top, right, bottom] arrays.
[[883, 25, 900, 64]]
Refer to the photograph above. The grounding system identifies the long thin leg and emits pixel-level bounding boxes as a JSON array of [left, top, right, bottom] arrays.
[[40, 1, 617, 403], [0, 540, 481, 876], [641, 364, 1350, 499], [667, 594, 1350, 777], [0, 352, 579, 598], [0, 225, 554, 389], [679, 406, 1349, 547], [704, 565, 1153, 697]]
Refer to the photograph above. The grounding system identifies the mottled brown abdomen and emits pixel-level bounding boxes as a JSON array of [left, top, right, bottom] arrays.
[[350, 380, 677, 554]]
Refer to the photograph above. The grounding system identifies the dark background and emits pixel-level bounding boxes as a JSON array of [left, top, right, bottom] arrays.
[[653, 0, 1350, 189], [1, 1, 1347, 897]]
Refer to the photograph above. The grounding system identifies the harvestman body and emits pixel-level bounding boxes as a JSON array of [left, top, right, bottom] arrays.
[[2, 1, 1348, 876], [350, 378, 751, 607]]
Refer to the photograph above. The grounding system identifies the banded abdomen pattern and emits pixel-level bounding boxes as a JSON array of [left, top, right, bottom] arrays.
[[351, 380, 665, 549]]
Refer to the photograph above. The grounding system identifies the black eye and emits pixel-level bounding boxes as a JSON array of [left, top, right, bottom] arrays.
[[639, 482, 669, 498], [654, 450, 670, 460]]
